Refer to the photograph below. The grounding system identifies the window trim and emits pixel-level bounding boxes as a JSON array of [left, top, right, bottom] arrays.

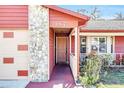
[[91, 36, 107, 53]]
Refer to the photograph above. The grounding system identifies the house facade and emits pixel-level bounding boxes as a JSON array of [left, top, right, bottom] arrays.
[[0, 5, 124, 82], [80, 20, 124, 65]]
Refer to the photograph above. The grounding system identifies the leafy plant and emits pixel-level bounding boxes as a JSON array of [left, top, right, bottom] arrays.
[[95, 82, 105, 88], [79, 51, 102, 87], [100, 54, 113, 72]]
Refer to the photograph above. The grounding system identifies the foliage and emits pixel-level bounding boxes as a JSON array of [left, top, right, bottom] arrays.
[[90, 7, 101, 20], [114, 12, 124, 20], [79, 51, 102, 87], [77, 6, 101, 20], [77, 6, 124, 20], [95, 82, 105, 88], [99, 54, 113, 72]]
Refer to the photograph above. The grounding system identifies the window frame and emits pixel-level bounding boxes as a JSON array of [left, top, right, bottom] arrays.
[[91, 36, 107, 53]]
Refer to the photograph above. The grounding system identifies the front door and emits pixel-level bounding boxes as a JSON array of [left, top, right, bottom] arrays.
[[56, 37, 67, 64]]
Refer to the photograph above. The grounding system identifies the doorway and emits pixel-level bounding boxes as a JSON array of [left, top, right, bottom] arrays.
[[56, 37, 68, 64]]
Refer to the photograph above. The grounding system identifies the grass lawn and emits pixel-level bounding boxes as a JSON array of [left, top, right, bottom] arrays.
[[102, 84, 124, 88], [100, 69, 124, 88]]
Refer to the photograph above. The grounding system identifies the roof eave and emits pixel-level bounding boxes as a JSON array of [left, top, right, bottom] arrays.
[[43, 5, 90, 21]]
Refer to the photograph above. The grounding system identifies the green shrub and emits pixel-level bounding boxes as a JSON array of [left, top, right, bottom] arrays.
[[96, 82, 105, 88], [79, 51, 102, 87], [99, 54, 113, 75], [100, 54, 113, 66]]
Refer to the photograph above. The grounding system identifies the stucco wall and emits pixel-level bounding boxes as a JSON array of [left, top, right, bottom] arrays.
[[0, 30, 29, 79], [29, 5, 49, 82], [0, 5, 29, 79]]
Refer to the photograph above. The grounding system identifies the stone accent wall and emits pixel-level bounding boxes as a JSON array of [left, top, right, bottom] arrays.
[[29, 5, 49, 82]]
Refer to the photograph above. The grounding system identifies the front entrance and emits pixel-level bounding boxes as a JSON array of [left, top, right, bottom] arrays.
[[56, 37, 68, 64], [26, 63, 75, 88]]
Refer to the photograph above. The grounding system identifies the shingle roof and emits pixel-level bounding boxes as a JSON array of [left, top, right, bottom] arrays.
[[81, 20, 124, 30]]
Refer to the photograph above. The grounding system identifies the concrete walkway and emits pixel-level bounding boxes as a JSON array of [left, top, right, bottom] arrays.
[[26, 64, 76, 88], [0, 80, 29, 88]]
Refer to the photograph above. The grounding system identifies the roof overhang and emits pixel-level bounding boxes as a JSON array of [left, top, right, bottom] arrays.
[[43, 5, 90, 26]]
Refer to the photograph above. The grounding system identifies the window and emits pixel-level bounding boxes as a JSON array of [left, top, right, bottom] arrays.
[[91, 37, 107, 53], [99, 37, 107, 53], [80, 37, 86, 53]]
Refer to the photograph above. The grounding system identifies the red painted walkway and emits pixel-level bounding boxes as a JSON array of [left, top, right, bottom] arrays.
[[26, 64, 76, 88]]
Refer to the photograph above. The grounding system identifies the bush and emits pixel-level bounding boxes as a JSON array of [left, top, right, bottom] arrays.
[[95, 82, 105, 88], [99, 54, 113, 77], [79, 50, 102, 87], [100, 54, 113, 70]]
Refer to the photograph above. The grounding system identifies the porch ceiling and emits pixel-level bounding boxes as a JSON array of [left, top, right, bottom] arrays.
[[53, 28, 71, 34]]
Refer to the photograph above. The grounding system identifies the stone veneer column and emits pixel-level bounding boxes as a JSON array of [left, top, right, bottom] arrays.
[[29, 5, 49, 82]]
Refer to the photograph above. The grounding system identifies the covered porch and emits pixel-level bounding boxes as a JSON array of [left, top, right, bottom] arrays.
[[79, 31, 124, 67], [27, 63, 75, 88], [28, 5, 89, 83], [78, 20, 124, 68], [49, 27, 81, 82], [48, 5, 89, 82]]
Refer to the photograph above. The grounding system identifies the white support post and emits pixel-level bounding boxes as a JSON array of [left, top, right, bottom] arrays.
[[107, 36, 112, 53], [107, 36, 112, 65], [74, 27, 80, 80], [87, 36, 91, 54]]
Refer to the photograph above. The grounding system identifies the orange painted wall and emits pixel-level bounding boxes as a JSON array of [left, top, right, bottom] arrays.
[[0, 5, 28, 29], [68, 37, 70, 63], [71, 36, 75, 54], [49, 9, 79, 28], [115, 36, 124, 53], [49, 28, 55, 76]]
